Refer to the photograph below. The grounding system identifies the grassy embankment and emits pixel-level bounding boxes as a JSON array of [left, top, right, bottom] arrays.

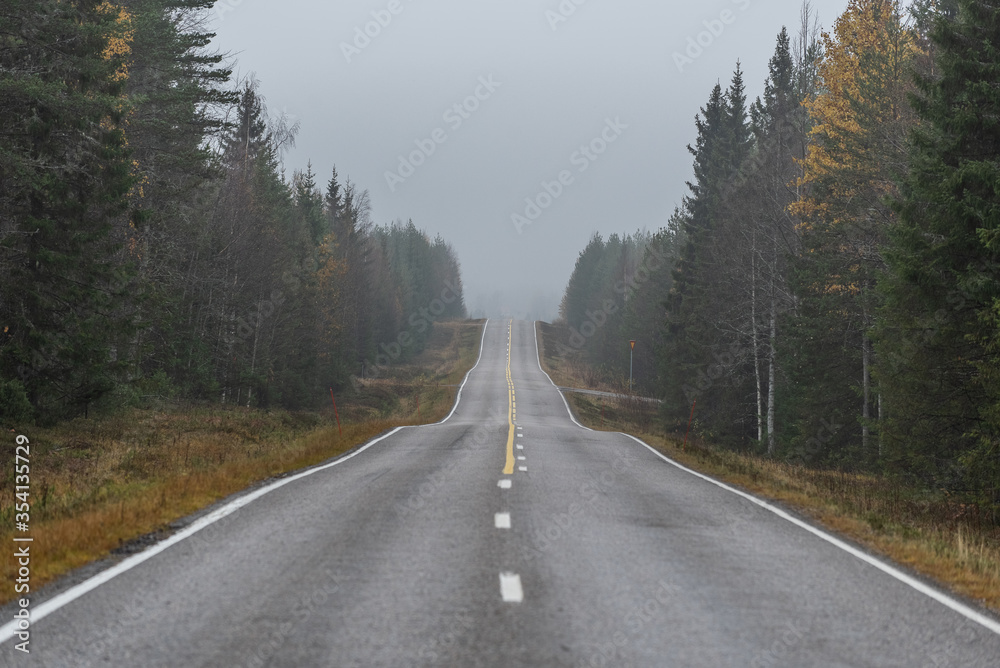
[[537, 320, 1000, 614], [0, 320, 484, 605]]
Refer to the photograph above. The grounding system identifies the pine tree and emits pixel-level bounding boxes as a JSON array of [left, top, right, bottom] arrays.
[[294, 162, 326, 244], [784, 0, 917, 465], [876, 0, 1000, 495], [752, 27, 797, 137], [663, 76, 751, 442], [123, 0, 235, 395], [727, 29, 803, 454], [0, 0, 138, 419], [560, 234, 606, 329], [621, 229, 677, 394], [726, 62, 751, 170], [684, 83, 729, 228]]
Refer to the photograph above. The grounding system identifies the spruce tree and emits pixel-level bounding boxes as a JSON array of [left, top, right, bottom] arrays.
[[663, 80, 744, 438], [295, 162, 326, 244], [726, 63, 751, 170], [124, 0, 234, 395], [876, 0, 1000, 494], [560, 234, 606, 329], [0, 0, 137, 419], [784, 0, 916, 466]]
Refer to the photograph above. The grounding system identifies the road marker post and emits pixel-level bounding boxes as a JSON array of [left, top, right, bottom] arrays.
[[684, 399, 696, 451], [629, 339, 636, 393], [329, 389, 342, 436]]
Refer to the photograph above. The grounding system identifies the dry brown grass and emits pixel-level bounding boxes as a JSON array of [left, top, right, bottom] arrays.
[[537, 321, 1000, 613], [536, 321, 618, 392], [646, 433, 1000, 612], [0, 320, 485, 604]]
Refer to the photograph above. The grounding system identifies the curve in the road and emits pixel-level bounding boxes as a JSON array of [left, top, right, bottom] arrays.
[[3, 318, 999, 667], [532, 318, 1000, 639], [0, 321, 492, 645]]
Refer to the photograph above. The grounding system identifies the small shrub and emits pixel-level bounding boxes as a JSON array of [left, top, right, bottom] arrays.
[[0, 378, 34, 424]]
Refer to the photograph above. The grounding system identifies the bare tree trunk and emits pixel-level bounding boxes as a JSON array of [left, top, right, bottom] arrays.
[[767, 296, 777, 456], [247, 297, 260, 407], [862, 334, 871, 455], [877, 392, 883, 458], [752, 250, 764, 443]]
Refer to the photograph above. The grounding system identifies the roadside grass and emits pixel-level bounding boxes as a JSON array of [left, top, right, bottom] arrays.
[[536, 321, 622, 393], [0, 319, 484, 605], [536, 321, 1000, 614]]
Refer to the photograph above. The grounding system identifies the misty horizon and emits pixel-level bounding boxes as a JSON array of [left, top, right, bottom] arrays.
[[208, 0, 849, 321]]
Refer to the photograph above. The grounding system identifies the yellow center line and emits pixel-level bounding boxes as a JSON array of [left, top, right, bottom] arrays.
[[503, 321, 516, 474]]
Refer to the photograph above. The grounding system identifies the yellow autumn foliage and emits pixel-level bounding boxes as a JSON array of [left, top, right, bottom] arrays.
[[99, 2, 134, 82], [790, 0, 920, 230], [95, 2, 149, 243]]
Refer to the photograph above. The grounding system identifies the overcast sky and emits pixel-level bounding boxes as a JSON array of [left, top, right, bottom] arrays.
[[209, 0, 849, 320]]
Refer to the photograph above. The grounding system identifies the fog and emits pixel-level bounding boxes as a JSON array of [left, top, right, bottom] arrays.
[[209, 0, 849, 321]]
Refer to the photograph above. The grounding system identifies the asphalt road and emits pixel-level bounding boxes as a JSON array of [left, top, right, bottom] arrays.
[[3, 319, 1000, 667]]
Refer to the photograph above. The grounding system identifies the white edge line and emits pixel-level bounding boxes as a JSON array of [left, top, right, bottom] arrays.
[[435, 318, 490, 425], [533, 320, 591, 431], [620, 433, 1000, 637], [533, 321, 1000, 634], [0, 319, 493, 643], [0, 425, 406, 641]]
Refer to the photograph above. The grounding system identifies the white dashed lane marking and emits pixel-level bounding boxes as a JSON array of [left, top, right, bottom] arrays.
[[495, 513, 511, 529], [500, 573, 524, 603]]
